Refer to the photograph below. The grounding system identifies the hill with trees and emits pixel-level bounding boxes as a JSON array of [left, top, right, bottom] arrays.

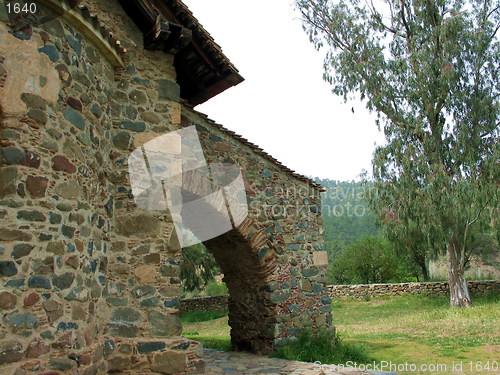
[[315, 179, 379, 256]]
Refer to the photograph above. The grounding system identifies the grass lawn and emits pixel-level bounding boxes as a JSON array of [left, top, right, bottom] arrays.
[[182, 311, 232, 351], [333, 293, 499, 374], [182, 292, 499, 374]]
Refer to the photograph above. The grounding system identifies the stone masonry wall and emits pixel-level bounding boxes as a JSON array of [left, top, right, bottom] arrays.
[[180, 280, 499, 312], [180, 296, 228, 313], [328, 280, 500, 299], [181, 109, 331, 352], [0, 1, 203, 374]]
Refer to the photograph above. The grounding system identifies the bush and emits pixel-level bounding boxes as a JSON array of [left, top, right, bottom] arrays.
[[273, 328, 372, 364], [328, 236, 414, 284], [204, 280, 228, 296]]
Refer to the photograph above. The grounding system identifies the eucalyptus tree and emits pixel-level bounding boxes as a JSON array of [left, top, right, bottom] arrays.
[[180, 243, 220, 294], [296, 0, 499, 306]]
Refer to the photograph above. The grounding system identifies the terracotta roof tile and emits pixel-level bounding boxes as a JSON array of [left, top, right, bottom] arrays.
[[187, 109, 326, 193]]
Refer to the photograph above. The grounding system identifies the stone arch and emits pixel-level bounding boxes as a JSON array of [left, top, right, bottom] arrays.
[[175, 137, 331, 354], [177, 171, 280, 352], [203, 218, 278, 353]]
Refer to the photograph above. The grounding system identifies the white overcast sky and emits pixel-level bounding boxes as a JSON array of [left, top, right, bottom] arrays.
[[183, 0, 386, 181]]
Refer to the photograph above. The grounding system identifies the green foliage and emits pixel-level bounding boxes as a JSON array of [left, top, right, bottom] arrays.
[[317, 179, 497, 283], [180, 243, 220, 294], [379, 217, 434, 281], [317, 179, 430, 282], [297, 0, 499, 306], [274, 328, 373, 364], [328, 235, 414, 284], [466, 227, 500, 265], [204, 280, 228, 296], [181, 310, 228, 324]]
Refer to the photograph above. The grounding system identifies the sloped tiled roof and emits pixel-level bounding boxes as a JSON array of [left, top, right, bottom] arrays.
[[184, 110, 326, 193], [118, 0, 324, 192], [119, 0, 244, 105]]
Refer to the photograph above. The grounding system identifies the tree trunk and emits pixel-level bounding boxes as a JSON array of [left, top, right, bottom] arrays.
[[420, 261, 430, 282], [447, 237, 472, 307]]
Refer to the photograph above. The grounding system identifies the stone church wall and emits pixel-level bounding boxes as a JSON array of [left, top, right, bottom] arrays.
[[0, 1, 202, 373], [181, 108, 331, 352]]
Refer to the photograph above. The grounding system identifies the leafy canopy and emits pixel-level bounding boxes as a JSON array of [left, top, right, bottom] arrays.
[[180, 243, 220, 294], [297, 0, 499, 262]]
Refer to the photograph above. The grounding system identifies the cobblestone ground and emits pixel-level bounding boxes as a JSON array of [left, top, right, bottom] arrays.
[[204, 349, 396, 375]]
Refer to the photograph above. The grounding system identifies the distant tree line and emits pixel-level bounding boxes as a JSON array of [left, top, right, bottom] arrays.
[[316, 178, 498, 285]]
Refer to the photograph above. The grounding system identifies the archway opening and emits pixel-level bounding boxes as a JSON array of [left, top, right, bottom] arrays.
[[203, 228, 274, 353], [179, 190, 278, 353]]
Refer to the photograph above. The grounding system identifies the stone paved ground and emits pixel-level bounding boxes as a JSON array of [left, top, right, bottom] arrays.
[[204, 349, 397, 375]]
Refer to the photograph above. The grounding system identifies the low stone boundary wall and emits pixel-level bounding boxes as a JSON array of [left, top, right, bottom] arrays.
[[180, 295, 229, 313], [328, 280, 499, 299], [180, 281, 499, 311]]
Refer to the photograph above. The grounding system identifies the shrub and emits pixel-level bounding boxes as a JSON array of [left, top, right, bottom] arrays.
[[274, 328, 372, 364], [204, 280, 228, 296], [328, 235, 414, 284]]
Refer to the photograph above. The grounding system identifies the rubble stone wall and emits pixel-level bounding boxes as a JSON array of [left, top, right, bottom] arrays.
[[181, 109, 331, 353], [180, 296, 229, 313], [180, 280, 499, 312], [328, 280, 500, 299], [0, 1, 203, 374]]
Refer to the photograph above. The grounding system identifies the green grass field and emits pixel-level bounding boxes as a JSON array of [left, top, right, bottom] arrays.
[[182, 293, 500, 374], [182, 311, 232, 351]]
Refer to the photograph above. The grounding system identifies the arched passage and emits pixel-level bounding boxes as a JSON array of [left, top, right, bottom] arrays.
[[178, 164, 331, 354], [203, 221, 277, 353], [179, 179, 279, 352]]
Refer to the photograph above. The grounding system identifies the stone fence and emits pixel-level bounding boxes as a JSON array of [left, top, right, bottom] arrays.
[[180, 295, 229, 312], [180, 280, 499, 312], [328, 280, 499, 299]]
